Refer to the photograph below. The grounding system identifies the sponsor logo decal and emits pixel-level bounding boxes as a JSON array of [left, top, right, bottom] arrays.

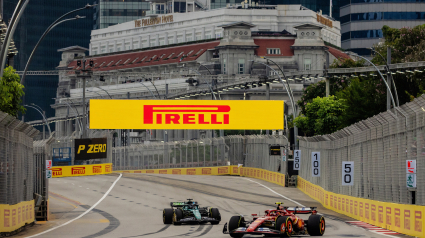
[[202, 168, 211, 175], [187, 169, 196, 175], [159, 170, 167, 174], [105, 165, 112, 172], [172, 169, 181, 174], [93, 165, 102, 174], [72, 167, 86, 175], [144, 105, 230, 125], [146, 170, 155, 173], [218, 167, 228, 174], [134, 170, 142, 173], [52, 167, 63, 176]]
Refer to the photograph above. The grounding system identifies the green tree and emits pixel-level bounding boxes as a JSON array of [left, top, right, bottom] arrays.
[[336, 78, 386, 127], [294, 96, 347, 136], [0, 66, 25, 117]]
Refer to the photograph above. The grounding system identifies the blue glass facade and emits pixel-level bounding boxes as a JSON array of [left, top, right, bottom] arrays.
[[340, 0, 425, 55], [263, 0, 341, 20], [341, 12, 425, 24], [3, 0, 93, 125]]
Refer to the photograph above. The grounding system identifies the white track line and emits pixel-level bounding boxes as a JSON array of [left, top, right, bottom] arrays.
[[26, 174, 122, 238], [244, 177, 400, 238]]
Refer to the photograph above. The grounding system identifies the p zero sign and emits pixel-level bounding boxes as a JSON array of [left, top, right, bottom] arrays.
[[75, 138, 107, 160], [90, 100, 284, 129]]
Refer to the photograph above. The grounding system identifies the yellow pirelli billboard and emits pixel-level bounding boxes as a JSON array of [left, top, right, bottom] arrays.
[[90, 100, 284, 130]]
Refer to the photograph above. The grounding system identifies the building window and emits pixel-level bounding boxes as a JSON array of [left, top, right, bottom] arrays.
[[93, 51, 97, 55], [267, 48, 281, 55], [223, 58, 226, 74], [304, 58, 311, 70], [238, 59, 245, 74]]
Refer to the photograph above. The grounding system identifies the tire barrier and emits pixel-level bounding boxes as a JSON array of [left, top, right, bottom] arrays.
[[298, 176, 425, 238]]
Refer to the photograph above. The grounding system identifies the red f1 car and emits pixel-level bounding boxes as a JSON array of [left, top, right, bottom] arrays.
[[223, 202, 325, 237]]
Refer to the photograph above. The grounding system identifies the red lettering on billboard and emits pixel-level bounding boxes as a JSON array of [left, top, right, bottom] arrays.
[[172, 169, 181, 175], [395, 208, 401, 227], [159, 170, 167, 174], [12, 209, 16, 226], [232, 167, 238, 174], [146, 170, 154, 173], [415, 211, 422, 232], [105, 165, 112, 173], [405, 210, 411, 230], [143, 105, 231, 125], [4, 209, 9, 227], [93, 166, 102, 174], [187, 169, 196, 175], [371, 204, 376, 221], [202, 168, 211, 175], [71, 167, 86, 175], [134, 170, 142, 173], [218, 167, 228, 174], [52, 168, 63, 176]]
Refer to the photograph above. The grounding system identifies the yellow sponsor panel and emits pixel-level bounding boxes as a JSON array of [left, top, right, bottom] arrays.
[[297, 176, 425, 238], [90, 100, 284, 130], [114, 166, 285, 186], [51, 163, 113, 178], [0, 200, 34, 232]]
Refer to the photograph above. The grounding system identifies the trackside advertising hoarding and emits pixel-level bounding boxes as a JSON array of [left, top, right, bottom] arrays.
[[90, 100, 284, 130]]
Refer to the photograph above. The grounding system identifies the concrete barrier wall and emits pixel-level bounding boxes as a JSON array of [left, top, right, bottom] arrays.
[[0, 200, 34, 233], [51, 163, 113, 178], [298, 176, 425, 238], [115, 165, 286, 189]]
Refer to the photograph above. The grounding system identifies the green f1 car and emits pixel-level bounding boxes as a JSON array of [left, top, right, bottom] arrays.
[[163, 199, 221, 225]]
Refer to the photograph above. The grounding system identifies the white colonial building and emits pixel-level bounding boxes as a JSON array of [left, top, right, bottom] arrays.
[[42, 18, 349, 144], [90, 4, 341, 56]]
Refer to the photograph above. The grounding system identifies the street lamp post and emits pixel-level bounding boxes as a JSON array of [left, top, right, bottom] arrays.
[[96, 86, 112, 99], [0, 0, 29, 78], [250, 60, 298, 149], [30, 103, 47, 138], [370, 47, 400, 108], [24, 104, 51, 139], [345, 52, 397, 109], [260, 56, 298, 141]]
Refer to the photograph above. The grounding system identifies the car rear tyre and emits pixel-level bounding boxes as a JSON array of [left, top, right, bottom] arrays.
[[276, 216, 292, 237], [210, 208, 221, 225], [163, 208, 173, 224], [307, 215, 325, 236], [173, 209, 183, 225], [228, 215, 245, 238]]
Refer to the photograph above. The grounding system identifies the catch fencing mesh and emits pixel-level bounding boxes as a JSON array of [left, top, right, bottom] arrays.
[[299, 95, 425, 205], [112, 135, 288, 173]]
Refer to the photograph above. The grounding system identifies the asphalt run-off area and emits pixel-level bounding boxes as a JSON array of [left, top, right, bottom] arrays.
[[15, 174, 412, 238]]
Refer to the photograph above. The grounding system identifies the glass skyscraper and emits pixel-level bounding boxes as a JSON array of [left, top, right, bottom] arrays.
[[2, 0, 93, 125], [94, 0, 150, 29], [263, 0, 341, 20], [340, 0, 425, 56]]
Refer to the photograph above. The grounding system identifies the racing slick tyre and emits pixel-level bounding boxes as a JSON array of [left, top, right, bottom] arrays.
[[210, 208, 221, 225], [228, 215, 245, 238], [307, 215, 325, 236], [163, 208, 174, 224], [173, 209, 183, 225], [276, 216, 293, 237]]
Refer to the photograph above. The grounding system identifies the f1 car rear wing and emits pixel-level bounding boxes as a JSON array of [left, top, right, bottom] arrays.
[[284, 206, 318, 214]]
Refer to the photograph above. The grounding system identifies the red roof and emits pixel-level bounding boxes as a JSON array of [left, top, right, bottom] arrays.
[[253, 39, 295, 57], [328, 47, 350, 60], [68, 41, 220, 72]]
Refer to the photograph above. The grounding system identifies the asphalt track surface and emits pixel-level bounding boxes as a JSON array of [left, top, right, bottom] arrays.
[[16, 173, 412, 238]]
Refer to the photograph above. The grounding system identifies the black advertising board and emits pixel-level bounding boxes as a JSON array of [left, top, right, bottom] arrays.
[[75, 138, 107, 160], [270, 145, 281, 155]]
